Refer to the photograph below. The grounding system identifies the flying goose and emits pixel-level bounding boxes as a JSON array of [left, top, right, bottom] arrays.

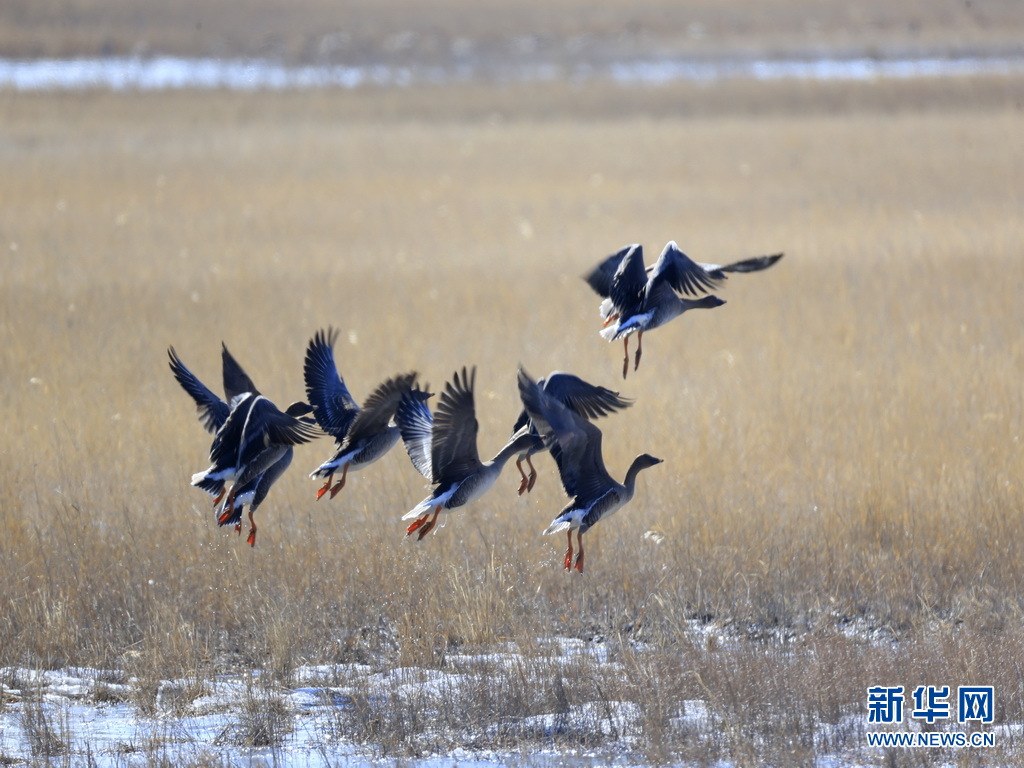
[[396, 366, 543, 540], [585, 241, 783, 378], [517, 366, 662, 572], [303, 327, 417, 500], [506, 371, 632, 495], [168, 344, 313, 545], [181, 344, 319, 545]]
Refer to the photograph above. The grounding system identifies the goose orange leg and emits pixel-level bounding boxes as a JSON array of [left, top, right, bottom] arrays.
[[525, 455, 538, 493], [602, 313, 620, 328], [563, 529, 574, 570], [516, 458, 529, 495], [315, 473, 334, 500], [406, 507, 441, 540], [328, 464, 350, 499], [212, 487, 226, 507], [220, 488, 237, 521], [633, 331, 644, 373], [574, 531, 586, 573], [246, 508, 258, 547], [213, 485, 242, 534], [621, 337, 630, 379], [516, 455, 538, 496]]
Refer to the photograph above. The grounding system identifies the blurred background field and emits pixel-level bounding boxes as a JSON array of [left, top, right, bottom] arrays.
[[4, 0, 1024, 63], [1, 2, 1023, 764]]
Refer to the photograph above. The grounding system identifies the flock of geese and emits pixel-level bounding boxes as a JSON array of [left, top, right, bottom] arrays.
[[169, 242, 782, 571]]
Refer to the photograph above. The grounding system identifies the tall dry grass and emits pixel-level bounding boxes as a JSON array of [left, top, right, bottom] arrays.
[[1, 84, 1023, 762]]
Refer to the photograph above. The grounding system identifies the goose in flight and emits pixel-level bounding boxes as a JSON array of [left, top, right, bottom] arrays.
[[182, 345, 319, 545], [584, 241, 783, 378], [517, 366, 662, 572], [506, 371, 632, 495], [396, 366, 543, 540], [303, 327, 417, 500], [168, 344, 314, 545]]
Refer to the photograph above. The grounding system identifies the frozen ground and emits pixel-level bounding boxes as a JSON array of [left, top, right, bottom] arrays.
[[2, 632, 1017, 766], [1, 51, 1023, 91], [0, 637, 697, 767]]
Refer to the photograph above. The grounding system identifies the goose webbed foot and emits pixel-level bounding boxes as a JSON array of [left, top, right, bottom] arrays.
[[315, 474, 334, 500], [516, 459, 529, 495], [516, 457, 538, 496], [328, 465, 350, 499], [246, 510, 258, 547], [572, 531, 585, 572], [525, 456, 538, 493], [406, 508, 440, 541]]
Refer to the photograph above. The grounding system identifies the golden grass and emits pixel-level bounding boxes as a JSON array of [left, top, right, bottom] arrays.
[[1, 80, 1023, 761]]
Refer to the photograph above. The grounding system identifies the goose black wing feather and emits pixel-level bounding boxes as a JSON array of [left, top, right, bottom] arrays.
[[303, 328, 360, 439], [345, 372, 418, 444], [432, 366, 482, 481], [718, 252, 784, 273], [168, 346, 230, 434], [220, 343, 259, 401], [541, 372, 633, 421], [583, 244, 635, 298]]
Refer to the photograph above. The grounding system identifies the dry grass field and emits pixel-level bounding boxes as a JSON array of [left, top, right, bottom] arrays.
[[2, 3, 1024, 764]]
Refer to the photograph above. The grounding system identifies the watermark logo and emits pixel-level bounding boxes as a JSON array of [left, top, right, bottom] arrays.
[[865, 685, 995, 748], [958, 687, 994, 723], [911, 685, 950, 724], [867, 685, 904, 724]]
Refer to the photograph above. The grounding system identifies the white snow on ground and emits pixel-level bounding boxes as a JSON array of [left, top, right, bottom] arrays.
[[0, 643, 656, 767], [0, 634, 720, 766], [1, 53, 1023, 92], [0, 633, 1009, 766]]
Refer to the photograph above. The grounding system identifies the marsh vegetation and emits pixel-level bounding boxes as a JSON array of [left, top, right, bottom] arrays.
[[2, 2, 1024, 764]]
